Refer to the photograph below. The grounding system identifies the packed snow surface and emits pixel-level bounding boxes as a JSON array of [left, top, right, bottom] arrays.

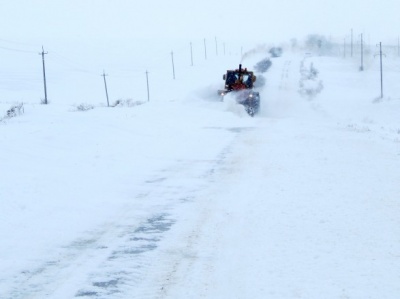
[[1, 43, 400, 298]]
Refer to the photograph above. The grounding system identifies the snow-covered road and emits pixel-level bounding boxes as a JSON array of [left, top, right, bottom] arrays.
[[161, 118, 400, 298], [1, 45, 400, 298]]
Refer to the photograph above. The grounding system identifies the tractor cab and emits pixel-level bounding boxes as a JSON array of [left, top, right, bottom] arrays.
[[218, 64, 260, 117], [223, 65, 257, 91]]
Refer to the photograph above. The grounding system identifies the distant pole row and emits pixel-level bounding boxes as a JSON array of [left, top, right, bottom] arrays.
[[173, 37, 234, 79], [100, 38, 228, 105], [33, 39, 239, 106], [342, 29, 392, 98]]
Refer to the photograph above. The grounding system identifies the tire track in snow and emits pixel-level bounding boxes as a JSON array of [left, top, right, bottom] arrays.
[[279, 60, 291, 90], [72, 139, 241, 299], [2, 174, 189, 298], [2, 131, 244, 299], [153, 128, 255, 299], [74, 213, 176, 298]]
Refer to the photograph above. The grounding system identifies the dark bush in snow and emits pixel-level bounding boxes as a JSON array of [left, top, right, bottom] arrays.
[[1, 103, 24, 121], [300, 61, 319, 80], [298, 60, 323, 98], [112, 99, 145, 107], [74, 103, 95, 111], [269, 47, 283, 57]]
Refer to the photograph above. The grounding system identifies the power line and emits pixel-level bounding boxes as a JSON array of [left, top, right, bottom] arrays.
[[49, 51, 99, 75], [0, 45, 37, 54]]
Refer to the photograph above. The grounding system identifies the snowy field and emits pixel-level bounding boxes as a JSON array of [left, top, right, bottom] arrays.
[[1, 39, 400, 299]]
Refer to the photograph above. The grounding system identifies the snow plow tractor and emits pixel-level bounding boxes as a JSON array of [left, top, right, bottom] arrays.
[[218, 64, 260, 116]]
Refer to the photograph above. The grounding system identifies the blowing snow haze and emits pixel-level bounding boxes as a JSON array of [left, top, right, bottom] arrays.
[[1, 0, 400, 106], [1, 0, 400, 298], [1, 0, 400, 43]]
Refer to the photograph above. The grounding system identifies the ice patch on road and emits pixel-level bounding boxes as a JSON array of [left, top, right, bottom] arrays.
[[75, 213, 175, 298]]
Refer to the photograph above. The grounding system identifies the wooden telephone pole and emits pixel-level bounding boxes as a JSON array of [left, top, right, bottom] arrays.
[[145, 70, 150, 102], [378, 42, 383, 98], [204, 38, 207, 60], [360, 34, 364, 71], [39, 46, 48, 104], [101, 70, 110, 107], [171, 51, 175, 79], [374, 42, 385, 99]]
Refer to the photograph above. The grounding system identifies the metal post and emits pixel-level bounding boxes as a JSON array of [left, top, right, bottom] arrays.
[[39, 46, 48, 104], [146, 70, 150, 101], [102, 70, 110, 107]]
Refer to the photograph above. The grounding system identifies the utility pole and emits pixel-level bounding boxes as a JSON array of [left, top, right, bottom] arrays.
[[398, 36, 399, 56], [145, 70, 150, 102], [171, 51, 175, 79], [344, 37, 346, 58], [101, 70, 110, 107], [204, 38, 207, 60], [374, 42, 384, 99], [378, 42, 383, 98], [190, 42, 193, 66], [39, 46, 48, 104], [360, 33, 364, 71], [351, 28, 353, 57]]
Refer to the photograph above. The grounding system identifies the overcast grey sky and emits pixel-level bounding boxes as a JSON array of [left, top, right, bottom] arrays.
[[1, 0, 399, 44]]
